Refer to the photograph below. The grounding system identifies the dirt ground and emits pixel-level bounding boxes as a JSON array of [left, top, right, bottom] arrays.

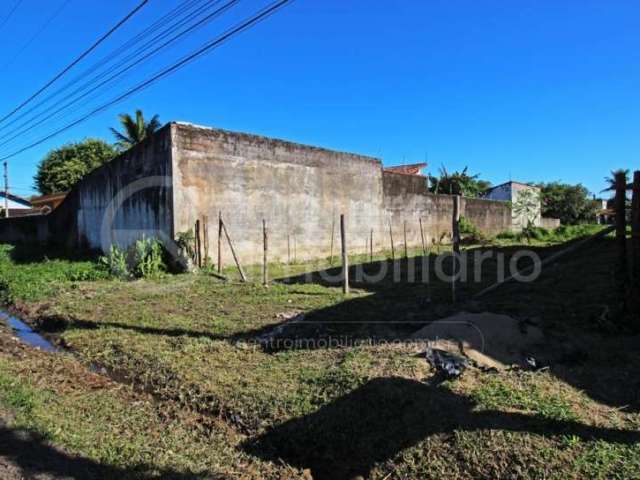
[[1, 235, 640, 479], [410, 312, 546, 370]]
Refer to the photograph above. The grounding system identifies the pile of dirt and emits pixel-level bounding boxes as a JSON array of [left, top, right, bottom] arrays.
[[410, 312, 545, 370]]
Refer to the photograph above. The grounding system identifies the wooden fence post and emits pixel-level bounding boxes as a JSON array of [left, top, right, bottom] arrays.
[[419, 217, 426, 256], [631, 171, 640, 316], [217, 211, 222, 274], [341, 214, 349, 294], [221, 218, 247, 282], [615, 171, 628, 306], [403, 220, 408, 258], [452, 196, 461, 255], [287, 233, 291, 264], [389, 222, 395, 260], [370, 228, 373, 263], [452, 195, 462, 303], [195, 219, 202, 268], [263, 219, 268, 287], [203, 216, 209, 267], [329, 217, 335, 266], [192, 222, 198, 266]]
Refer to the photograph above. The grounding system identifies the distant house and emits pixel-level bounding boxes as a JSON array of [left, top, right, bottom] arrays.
[[30, 192, 68, 214], [484, 181, 542, 229], [0, 192, 33, 218], [383, 163, 427, 176]]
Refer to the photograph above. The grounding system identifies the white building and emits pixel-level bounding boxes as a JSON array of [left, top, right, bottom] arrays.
[[484, 181, 542, 230]]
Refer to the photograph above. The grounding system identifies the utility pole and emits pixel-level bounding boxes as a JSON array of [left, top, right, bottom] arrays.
[[3, 162, 8, 218]]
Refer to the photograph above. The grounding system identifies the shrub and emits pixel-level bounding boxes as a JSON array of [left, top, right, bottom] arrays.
[[496, 230, 518, 240], [100, 245, 129, 279], [524, 225, 550, 241], [459, 216, 486, 243], [130, 237, 165, 279], [99, 237, 166, 280]]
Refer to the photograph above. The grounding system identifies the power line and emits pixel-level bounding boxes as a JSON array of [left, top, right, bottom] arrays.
[[0, 0, 257, 152], [0, 0, 149, 127], [0, 0, 293, 161], [0, 0, 24, 33], [3, 0, 208, 127], [0, 0, 73, 72], [0, 0, 240, 147]]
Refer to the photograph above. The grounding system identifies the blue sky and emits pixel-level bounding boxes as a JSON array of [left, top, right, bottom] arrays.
[[0, 0, 638, 197]]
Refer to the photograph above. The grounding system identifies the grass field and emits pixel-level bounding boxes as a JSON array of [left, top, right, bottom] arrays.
[[1, 226, 639, 479]]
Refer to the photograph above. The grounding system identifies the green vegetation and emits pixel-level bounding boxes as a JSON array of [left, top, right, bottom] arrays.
[[0, 244, 107, 303], [471, 374, 578, 422], [110, 109, 161, 151], [512, 188, 541, 242], [429, 166, 491, 197], [495, 224, 604, 245], [0, 230, 638, 478], [34, 138, 117, 195], [459, 216, 486, 243], [538, 181, 599, 225]]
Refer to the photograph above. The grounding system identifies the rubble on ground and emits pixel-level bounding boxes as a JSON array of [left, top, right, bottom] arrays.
[[411, 312, 546, 371]]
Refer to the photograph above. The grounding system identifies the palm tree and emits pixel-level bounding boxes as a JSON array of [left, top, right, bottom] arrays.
[[110, 110, 161, 150], [602, 169, 630, 193]]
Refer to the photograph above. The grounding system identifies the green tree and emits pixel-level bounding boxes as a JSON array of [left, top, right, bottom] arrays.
[[110, 109, 161, 150], [602, 168, 630, 193], [538, 182, 598, 225], [513, 188, 540, 227], [34, 139, 117, 194], [429, 166, 491, 197]]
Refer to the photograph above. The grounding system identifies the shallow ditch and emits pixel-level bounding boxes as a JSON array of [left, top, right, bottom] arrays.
[[0, 309, 58, 352]]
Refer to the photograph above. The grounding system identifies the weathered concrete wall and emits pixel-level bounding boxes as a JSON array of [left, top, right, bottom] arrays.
[[462, 197, 512, 236], [0, 215, 48, 245], [172, 123, 514, 265], [540, 217, 561, 229], [0, 126, 174, 252], [382, 171, 455, 248], [75, 126, 173, 251], [382, 172, 512, 249], [171, 123, 385, 265], [0, 121, 513, 264]]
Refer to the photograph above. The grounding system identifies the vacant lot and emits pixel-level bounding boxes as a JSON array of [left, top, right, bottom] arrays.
[[1, 228, 639, 479]]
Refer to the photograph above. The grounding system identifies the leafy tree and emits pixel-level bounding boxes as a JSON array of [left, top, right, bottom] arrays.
[[513, 188, 541, 243], [603, 169, 629, 191], [34, 139, 117, 194], [513, 188, 540, 226], [429, 166, 491, 197], [538, 182, 598, 225], [602, 169, 632, 197], [110, 109, 161, 150]]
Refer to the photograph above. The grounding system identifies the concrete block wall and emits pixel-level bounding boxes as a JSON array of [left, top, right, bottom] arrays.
[[172, 124, 513, 266], [383, 172, 512, 250], [171, 123, 385, 265], [382, 171, 456, 249], [0, 127, 174, 252], [0, 122, 513, 265], [540, 217, 561, 229], [75, 126, 173, 251], [462, 197, 513, 236]]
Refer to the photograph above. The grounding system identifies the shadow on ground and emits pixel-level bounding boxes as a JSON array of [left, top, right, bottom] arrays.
[[244, 376, 639, 480], [0, 423, 208, 480], [1, 243, 99, 265], [252, 237, 640, 412], [27, 237, 640, 415]]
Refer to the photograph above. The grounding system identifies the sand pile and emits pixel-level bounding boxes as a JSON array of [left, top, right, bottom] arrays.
[[411, 312, 545, 370]]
